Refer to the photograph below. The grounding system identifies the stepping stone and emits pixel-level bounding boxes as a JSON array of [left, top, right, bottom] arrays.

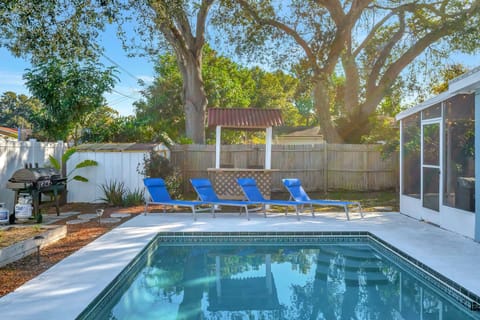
[[99, 218, 121, 224], [372, 206, 393, 212], [77, 213, 99, 220], [110, 213, 131, 218], [66, 219, 88, 225], [61, 211, 81, 216], [44, 211, 80, 217]]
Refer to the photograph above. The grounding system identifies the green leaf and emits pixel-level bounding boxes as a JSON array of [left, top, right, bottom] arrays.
[[74, 159, 98, 169], [72, 175, 88, 182], [48, 155, 61, 170], [62, 148, 77, 163]]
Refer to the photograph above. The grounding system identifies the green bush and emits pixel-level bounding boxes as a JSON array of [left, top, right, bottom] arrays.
[[137, 151, 184, 199], [123, 188, 145, 207], [99, 180, 146, 207], [163, 167, 183, 200], [99, 180, 126, 206], [137, 150, 174, 178]]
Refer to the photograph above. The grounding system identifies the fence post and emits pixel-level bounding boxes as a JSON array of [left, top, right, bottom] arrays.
[[183, 146, 187, 195], [364, 146, 369, 191], [323, 142, 328, 193]]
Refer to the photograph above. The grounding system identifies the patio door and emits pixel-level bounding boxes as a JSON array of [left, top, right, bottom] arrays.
[[422, 120, 441, 211]]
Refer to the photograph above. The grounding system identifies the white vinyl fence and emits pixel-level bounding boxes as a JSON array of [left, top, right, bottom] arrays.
[[67, 144, 169, 203], [0, 139, 66, 212], [67, 151, 147, 203]]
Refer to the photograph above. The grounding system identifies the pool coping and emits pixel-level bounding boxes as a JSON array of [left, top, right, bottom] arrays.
[[1, 211, 480, 319]]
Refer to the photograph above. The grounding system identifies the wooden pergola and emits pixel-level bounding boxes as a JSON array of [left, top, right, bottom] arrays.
[[207, 108, 283, 199], [208, 108, 283, 169]]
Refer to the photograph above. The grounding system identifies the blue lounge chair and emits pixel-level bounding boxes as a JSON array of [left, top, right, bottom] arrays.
[[190, 178, 260, 220], [237, 177, 307, 220], [282, 178, 363, 220], [144, 178, 208, 221]]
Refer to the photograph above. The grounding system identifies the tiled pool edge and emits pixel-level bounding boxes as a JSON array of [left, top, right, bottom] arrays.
[[78, 231, 480, 318], [162, 231, 480, 310], [76, 232, 161, 320], [368, 233, 480, 311], [2, 212, 480, 319]]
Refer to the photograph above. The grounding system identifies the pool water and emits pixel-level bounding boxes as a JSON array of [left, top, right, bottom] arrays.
[[79, 234, 480, 319]]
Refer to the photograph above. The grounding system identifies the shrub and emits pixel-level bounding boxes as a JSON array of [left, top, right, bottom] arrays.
[[99, 180, 126, 206], [137, 151, 184, 199], [163, 167, 183, 200], [137, 150, 174, 178], [99, 181, 146, 207], [123, 188, 145, 207]]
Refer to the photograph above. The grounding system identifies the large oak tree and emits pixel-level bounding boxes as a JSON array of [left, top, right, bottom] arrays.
[[1, 0, 213, 143], [220, 0, 480, 142]]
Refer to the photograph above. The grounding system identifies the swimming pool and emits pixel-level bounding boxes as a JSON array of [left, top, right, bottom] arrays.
[[78, 232, 480, 319]]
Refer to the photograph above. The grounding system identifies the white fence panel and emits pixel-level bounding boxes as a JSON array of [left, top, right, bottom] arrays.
[[67, 151, 147, 203], [0, 139, 66, 212]]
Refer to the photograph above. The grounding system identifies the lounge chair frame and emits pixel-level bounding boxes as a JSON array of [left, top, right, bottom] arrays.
[[282, 178, 363, 220], [237, 177, 307, 220], [144, 177, 207, 221], [190, 178, 260, 220]]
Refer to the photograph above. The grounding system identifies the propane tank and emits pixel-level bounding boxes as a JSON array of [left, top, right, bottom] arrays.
[[15, 194, 32, 221], [0, 203, 9, 224]]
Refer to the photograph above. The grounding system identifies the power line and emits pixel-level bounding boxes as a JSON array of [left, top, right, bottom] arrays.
[[111, 89, 138, 100], [108, 96, 131, 105], [102, 53, 142, 83]]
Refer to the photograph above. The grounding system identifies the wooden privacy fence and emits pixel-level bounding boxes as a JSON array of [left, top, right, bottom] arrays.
[[170, 144, 398, 194]]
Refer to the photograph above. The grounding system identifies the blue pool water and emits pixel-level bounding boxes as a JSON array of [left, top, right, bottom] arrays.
[[79, 234, 480, 319]]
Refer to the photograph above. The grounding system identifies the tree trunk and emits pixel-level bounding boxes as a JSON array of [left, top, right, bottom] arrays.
[[179, 53, 208, 144], [313, 78, 343, 143]]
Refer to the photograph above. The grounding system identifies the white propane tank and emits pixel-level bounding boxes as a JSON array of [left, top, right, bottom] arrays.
[[0, 203, 9, 224], [15, 194, 33, 221]]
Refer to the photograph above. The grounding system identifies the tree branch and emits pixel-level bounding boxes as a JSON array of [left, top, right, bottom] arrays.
[[235, 0, 319, 73], [366, 12, 405, 94], [175, 7, 195, 48], [319, 0, 370, 74], [353, 11, 394, 57], [195, 0, 214, 53]]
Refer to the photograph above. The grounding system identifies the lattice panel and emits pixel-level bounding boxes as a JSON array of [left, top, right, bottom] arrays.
[[208, 170, 273, 200]]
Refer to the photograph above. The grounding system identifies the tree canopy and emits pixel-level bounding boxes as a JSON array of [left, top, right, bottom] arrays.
[[23, 58, 117, 142], [0, 91, 41, 130], [0, 0, 108, 62], [217, 0, 480, 142], [2, 0, 479, 144], [134, 46, 306, 144]]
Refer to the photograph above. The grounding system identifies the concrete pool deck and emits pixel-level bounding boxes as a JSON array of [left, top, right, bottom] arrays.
[[1, 210, 480, 319]]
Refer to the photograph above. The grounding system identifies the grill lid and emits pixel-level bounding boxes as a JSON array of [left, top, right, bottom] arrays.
[[9, 168, 62, 183]]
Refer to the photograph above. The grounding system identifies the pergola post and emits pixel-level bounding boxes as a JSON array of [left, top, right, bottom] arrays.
[[265, 127, 272, 170], [215, 125, 221, 169]]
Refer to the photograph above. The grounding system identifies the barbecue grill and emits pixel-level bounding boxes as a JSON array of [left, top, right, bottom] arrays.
[[7, 164, 67, 223]]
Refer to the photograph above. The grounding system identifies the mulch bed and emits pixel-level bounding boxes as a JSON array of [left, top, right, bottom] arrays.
[[0, 203, 150, 298]]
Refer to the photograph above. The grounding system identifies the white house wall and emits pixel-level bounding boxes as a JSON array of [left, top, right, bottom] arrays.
[[399, 195, 422, 220], [67, 151, 146, 203], [440, 205, 475, 239], [476, 90, 480, 241], [399, 77, 479, 240]]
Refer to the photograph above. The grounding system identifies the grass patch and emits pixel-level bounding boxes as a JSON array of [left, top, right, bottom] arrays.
[[272, 190, 399, 211], [182, 190, 399, 212]]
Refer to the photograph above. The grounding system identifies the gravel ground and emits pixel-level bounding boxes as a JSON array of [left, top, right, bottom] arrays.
[[0, 203, 147, 297]]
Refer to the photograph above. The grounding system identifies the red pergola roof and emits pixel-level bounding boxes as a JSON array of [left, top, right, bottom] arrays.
[[0, 127, 18, 137], [207, 108, 283, 129]]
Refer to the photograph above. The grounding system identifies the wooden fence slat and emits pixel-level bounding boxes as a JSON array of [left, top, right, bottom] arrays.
[[171, 143, 398, 193]]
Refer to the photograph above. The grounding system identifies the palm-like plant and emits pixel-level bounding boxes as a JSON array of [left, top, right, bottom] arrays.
[[48, 147, 98, 182]]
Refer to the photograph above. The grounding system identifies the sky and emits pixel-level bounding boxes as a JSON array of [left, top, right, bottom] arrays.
[[0, 22, 479, 117], [0, 25, 155, 117]]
